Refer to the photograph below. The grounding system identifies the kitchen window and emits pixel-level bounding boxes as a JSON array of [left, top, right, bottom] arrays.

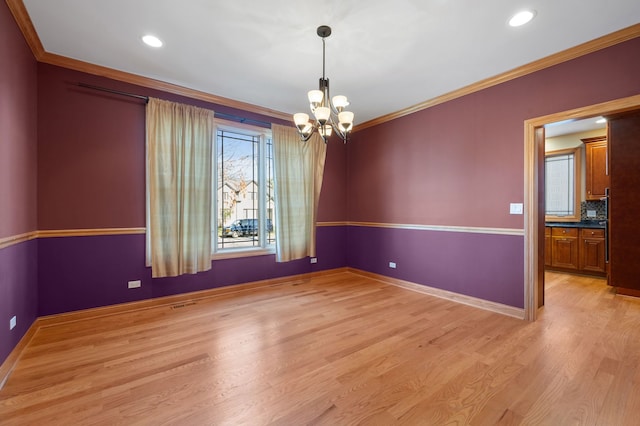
[[213, 124, 275, 256], [545, 147, 581, 222]]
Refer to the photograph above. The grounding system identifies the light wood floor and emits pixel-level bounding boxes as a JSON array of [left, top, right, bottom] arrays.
[[1, 270, 640, 425]]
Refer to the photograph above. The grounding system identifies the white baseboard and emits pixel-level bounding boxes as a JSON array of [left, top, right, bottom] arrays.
[[348, 268, 525, 320]]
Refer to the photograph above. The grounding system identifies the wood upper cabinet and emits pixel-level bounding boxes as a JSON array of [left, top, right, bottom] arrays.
[[551, 227, 579, 270], [582, 136, 609, 200], [579, 228, 606, 273]]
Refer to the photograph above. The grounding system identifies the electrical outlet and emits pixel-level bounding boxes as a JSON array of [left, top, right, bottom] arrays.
[[128, 280, 141, 289], [10, 316, 16, 330], [310, 257, 318, 264], [587, 210, 597, 218], [389, 262, 397, 269]]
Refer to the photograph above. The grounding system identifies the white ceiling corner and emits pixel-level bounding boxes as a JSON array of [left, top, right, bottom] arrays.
[[21, 0, 640, 126]]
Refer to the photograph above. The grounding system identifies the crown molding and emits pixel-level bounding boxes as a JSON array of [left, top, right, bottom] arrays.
[[38, 52, 292, 122], [5, 0, 292, 123], [357, 23, 640, 131], [5, 0, 44, 58], [7, 1, 640, 133]]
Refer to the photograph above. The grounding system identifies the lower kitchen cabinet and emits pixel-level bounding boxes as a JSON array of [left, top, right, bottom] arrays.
[[580, 228, 606, 273], [544, 227, 552, 267], [551, 227, 579, 270], [546, 225, 606, 277]]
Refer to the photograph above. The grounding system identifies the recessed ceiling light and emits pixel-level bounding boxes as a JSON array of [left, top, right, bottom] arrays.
[[142, 34, 163, 48], [595, 117, 607, 124], [509, 10, 536, 27]]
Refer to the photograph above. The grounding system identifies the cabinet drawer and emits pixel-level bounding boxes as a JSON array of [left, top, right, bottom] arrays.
[[551, 227, 578, 237], [581, 228, 605, 239]]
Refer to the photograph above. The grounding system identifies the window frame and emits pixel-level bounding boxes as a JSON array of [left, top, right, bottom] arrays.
[[212, 119, 274, 259], [545, 146, 582, 222]]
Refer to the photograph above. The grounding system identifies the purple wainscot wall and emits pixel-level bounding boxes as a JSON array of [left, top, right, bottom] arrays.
[[37, 226, 347, 316], [0, 240, 38, 364], [347, 226, 524, 308]]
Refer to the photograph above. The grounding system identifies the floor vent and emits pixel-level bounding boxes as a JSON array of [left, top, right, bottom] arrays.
[[171, 301, 196, 310]]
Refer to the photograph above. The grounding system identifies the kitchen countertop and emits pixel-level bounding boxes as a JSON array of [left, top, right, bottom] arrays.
[[545, 220, 606, 229]]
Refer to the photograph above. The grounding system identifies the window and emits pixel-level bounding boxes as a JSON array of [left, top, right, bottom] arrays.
[[214, 126, 274, 255], [545, 147, 581, 221]]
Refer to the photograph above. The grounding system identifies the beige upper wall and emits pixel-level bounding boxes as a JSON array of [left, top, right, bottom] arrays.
[[545, 128, 607, 202], [545, 128, 606, 151]]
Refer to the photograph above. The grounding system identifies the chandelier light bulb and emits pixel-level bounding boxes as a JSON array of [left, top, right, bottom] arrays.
[[320, 124, 333, 137], [308, 90, 324, 105], [339, 111, 354, 125], [294, 113, 310, 129], [338, 111, 354, 132], [332, 95, 349, 110], [314, 107, 331, 124]]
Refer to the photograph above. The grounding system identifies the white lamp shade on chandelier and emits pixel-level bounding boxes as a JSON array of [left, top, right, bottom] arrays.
[[293, 26, 355, 143]]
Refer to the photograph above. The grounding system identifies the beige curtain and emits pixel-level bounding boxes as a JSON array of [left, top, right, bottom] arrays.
[[272, 124, 327, 262], [146, 98, 214, 277]]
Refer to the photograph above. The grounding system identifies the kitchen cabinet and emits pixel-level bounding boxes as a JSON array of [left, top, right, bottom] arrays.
[[583, 136, 608, 201], [551, 227, 579, 270], [544, 227, 552, 267], [545, 225, 606, 277], [579, 228, 606, 273]]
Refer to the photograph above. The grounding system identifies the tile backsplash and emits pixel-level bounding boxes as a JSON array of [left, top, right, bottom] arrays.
[[581, 200, 607, 220]]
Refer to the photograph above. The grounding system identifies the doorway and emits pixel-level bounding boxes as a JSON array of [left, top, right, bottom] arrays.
[[523, 94, 640, 321]]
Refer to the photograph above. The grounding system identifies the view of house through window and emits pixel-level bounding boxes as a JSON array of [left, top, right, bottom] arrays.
[[545, 149, 577, 218], [215, 128, 274, 252]]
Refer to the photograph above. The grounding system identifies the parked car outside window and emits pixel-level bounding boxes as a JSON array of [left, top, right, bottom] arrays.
[[221, 219, 273, 238]]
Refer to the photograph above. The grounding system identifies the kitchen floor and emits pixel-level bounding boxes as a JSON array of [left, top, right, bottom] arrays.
[[545, 270, 608, 291]]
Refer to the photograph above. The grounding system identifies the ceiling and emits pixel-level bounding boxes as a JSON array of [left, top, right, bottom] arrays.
[[545, 116, 606, 138], [20, 0, 640, 126]]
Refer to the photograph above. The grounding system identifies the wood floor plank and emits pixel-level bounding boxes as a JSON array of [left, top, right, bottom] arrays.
[[1, 270, 640, 425]]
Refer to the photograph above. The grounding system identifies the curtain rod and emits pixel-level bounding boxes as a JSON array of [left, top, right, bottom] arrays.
[[77, 82, 273, 128]]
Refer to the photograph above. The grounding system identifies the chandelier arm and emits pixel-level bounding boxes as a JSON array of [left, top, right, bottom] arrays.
[[297, 121, 328, 143], [297, 128, 315, 142], [329, 121, 347, 140]]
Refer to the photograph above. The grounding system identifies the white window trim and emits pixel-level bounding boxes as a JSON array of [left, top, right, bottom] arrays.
[[212, 119, 275, 259]]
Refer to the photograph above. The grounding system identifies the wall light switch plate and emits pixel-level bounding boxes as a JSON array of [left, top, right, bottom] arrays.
[[10, 316, 16, 330], [128, 280, 141, 289], [510, 203, 524, 215], [587, 210, 597, 218]]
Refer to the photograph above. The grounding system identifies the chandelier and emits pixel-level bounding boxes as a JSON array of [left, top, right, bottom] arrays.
[[293, 25, 355, 143]]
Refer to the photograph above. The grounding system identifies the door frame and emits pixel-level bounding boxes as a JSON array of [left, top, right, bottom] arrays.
[[523, 94, 640, 321]]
